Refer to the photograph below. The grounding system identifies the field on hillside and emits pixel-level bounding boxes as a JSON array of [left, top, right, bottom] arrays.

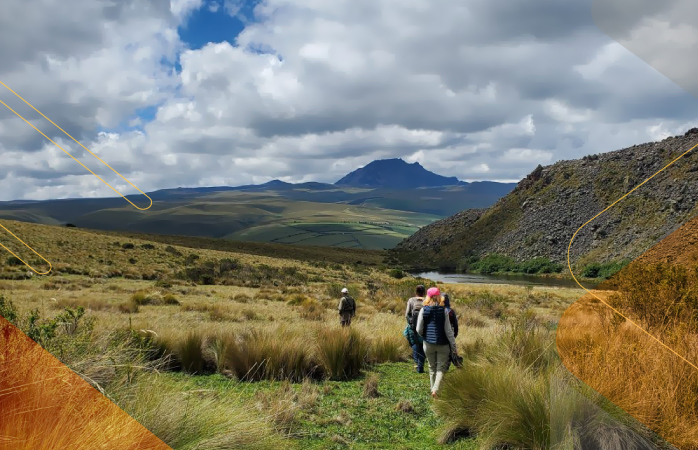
[[0, 221, 675, 449], [227, 221, 419, 249], [0, 190, 441, 250]]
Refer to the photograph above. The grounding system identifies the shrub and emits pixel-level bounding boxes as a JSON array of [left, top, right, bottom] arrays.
[[518, 257, 563, 274], [121, 243, 135, 249], [0, 294, 18, 325], [140, 244, 155, 250], [580, 260, 630, 280], [470, 254, 517, 274], [219, 258, 239, 274], [184, 254, 200, 265], [6, 256, 23, 266], [388, 269, 405, 279], [162, 294, 179, 305], [164, 245, 182, 257]]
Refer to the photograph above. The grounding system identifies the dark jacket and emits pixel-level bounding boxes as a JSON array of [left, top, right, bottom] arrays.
[[446, 308, 459, 338], [443, 294, 459, 337]]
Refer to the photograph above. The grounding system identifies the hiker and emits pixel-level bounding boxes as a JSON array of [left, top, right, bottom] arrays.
[[338, 287, 356, 327], [405, 285, 426, 373], [416, 287, 458, 399], [443, 293, 460, 371], [443, 293, 459, 338]]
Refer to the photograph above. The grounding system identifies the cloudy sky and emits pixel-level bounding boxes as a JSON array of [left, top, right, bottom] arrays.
[[0, 0, 697, 202]]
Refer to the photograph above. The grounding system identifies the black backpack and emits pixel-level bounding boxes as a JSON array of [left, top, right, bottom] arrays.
[[342, 296, 355, 313]]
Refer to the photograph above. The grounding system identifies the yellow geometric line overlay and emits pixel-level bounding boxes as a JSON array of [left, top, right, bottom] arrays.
[[567, 141, 698, 372], [0, 80, 154, 274], [0, 222, 52, 275], [0, 80, 153, 210]]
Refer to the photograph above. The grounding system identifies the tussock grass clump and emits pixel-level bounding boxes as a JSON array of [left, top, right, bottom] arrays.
[[362, 373, 380, 398], [209, 328, 318, 382], [115, 376, 288, 450], [435, 314, 660, 450], [367, 333, 410, 364], [315, 326, 370, 381], [395, 400, 415, 414], [159, 330, 206, 374], [162, 293, 179, 305], [298, 300, 325, 321], [119, 301, 139, 314]]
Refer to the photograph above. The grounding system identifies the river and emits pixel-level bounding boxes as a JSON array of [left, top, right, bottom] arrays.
[[411, 271, 598, 290]]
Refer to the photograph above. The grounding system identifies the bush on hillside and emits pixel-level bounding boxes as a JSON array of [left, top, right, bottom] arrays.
[[465, 254, 562, 275], [580, 260, 630, 279]]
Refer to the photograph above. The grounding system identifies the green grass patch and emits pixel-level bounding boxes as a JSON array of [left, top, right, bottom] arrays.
[[167, 363, 478, 450]]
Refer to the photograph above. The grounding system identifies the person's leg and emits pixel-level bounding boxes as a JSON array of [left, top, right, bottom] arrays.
[[416, 342, 426, 373], [433, 344, 451, 394], [423, 342, 436, 391]]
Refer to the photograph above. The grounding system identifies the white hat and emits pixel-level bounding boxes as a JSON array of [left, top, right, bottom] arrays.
[[341, 287, 349, 294]]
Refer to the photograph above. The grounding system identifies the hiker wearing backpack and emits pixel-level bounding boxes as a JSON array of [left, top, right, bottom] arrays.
[[416, 287, 458, 399], [338, 287, 356, 327], [443, 293, 459, 338], [405, 285, 426, 373], [443, 293, 461, 371]]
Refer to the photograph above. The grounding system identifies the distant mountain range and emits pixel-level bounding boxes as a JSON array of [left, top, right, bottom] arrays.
[[335, 159, 462, 188], [0, 159, 517, 250]]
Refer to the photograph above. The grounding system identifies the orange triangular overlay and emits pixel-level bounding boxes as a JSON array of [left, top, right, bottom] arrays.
[[0, 316, 172, 450]]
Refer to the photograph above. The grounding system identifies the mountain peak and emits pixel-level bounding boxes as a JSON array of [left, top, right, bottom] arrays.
[[334, 158, 460, 189]]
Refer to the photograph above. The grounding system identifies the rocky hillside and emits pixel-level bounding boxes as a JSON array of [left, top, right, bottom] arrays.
[[392, 128, 698, 271]]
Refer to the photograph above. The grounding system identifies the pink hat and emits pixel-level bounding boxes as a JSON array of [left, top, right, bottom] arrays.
[[427, 287, 440, 298]]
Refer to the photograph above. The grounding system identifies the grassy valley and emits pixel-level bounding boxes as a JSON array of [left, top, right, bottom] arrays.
[[0, 220, 674, 449]]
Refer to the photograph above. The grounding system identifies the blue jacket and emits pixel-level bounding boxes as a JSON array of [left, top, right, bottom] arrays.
[[416, 305, 456, 348]]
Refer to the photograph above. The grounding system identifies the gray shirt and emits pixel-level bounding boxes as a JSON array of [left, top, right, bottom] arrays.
[[405, 296, 424, 324]]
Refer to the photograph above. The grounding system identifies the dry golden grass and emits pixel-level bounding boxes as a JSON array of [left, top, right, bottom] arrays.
[[557, 292, 698, 449], [0, 317, 171, 450]]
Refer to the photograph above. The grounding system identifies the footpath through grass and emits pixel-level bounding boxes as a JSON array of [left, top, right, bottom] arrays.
[[165, 362, 478, 450]]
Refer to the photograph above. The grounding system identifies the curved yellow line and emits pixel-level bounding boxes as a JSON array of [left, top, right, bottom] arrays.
[[0, 80, 152, 210], [0, 223, 52, 275], [566, 141, 698, 372]]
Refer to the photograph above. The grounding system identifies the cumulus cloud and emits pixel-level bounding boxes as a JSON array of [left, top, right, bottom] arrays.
[[1, 0, 698, 201]]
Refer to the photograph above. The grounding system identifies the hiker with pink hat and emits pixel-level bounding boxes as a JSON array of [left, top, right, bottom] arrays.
[[416, 286, 458, 398]]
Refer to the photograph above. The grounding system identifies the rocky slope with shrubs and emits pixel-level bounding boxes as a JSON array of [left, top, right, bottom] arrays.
[[393, 128, 698, 271]]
